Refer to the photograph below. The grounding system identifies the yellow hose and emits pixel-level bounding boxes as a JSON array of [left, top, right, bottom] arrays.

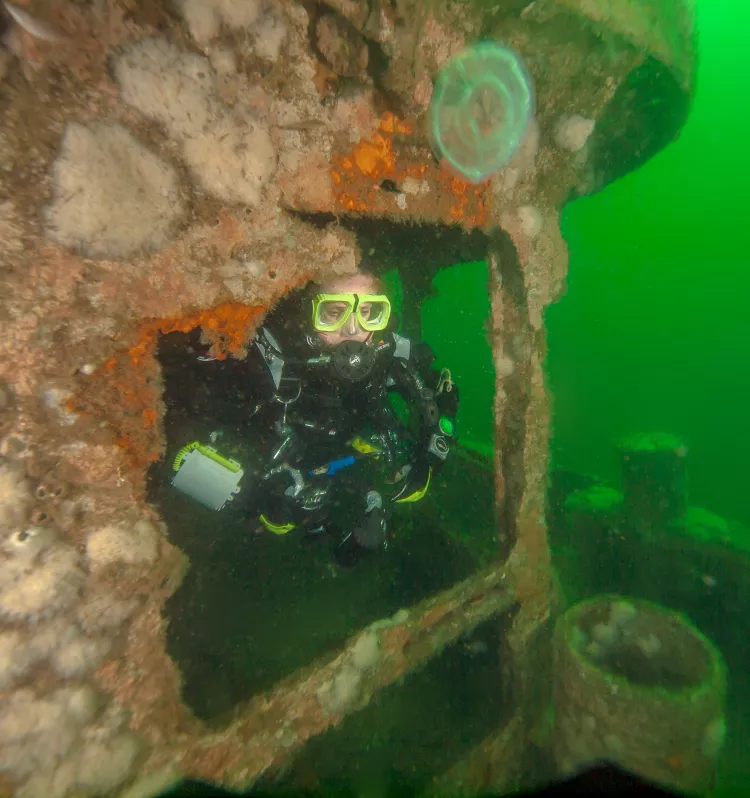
[[172, 441, 200, 472]]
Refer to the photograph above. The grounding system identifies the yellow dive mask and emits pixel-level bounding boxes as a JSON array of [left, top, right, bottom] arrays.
[[311, 293, 391, 333]]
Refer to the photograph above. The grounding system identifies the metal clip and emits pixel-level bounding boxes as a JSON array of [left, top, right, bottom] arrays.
[[273, 380, 301, 426], [271, 433, 294, 462]]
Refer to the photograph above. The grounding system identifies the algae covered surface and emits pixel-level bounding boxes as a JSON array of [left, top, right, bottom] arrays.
[[5, 0, 747, 795]]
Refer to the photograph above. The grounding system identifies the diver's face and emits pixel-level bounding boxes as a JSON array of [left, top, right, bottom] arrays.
[[316, 273, 383, 347]]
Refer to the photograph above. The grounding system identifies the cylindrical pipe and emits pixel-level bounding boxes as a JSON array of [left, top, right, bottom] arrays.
[[552, 595, 726, 794], [618, 433, 688, 536], [559, 486, 626, 597]]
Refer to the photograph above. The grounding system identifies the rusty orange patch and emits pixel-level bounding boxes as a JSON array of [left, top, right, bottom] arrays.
[[330, 111, 490, 228], [353, 132, 395, 179], [131, 302, 266, 365], [75, 303, 267, 469]]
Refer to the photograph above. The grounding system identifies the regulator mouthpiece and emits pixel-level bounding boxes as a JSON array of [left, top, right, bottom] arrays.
[[332, 340, 375, 381]]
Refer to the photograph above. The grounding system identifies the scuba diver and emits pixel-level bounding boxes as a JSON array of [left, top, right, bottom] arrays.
[[163, 270, 459, 569]]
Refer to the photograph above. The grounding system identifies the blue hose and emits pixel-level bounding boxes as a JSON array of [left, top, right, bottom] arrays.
[[310, 455, 357, 477]]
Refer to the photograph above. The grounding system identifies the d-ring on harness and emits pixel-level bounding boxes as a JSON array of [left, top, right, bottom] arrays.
[[272, 379, 301, 428], [271, 379, 302, 463]]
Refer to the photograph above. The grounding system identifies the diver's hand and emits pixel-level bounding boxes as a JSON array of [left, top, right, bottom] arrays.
[[391, 460, 432, 504]]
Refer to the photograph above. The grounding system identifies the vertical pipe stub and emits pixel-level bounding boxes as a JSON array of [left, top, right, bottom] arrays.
[[428, 42, 534, 184], [618, 432, 688, 537], [552, 595, 727, 794]]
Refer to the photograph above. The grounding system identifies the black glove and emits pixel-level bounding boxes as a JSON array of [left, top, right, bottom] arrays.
[[333, 512, 389, 570], [354, 503, 389, 550]]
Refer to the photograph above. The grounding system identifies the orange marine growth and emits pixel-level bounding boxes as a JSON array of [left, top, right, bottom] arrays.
[[439, 171, 490, 227], [331, 112, 412, 211], [330, 110, 490, 227], [349, 113, 415, 179], [131, 302, 266, 365], [353, 132, 395, 179], [77, 303, 267, 469]]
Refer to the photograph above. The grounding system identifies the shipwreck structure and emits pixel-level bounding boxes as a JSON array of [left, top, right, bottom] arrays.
[[0, 0, 697, 795]]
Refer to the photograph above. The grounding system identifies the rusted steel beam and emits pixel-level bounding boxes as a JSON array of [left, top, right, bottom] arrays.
[[428, 715, 526, 797], [166, 564, 515, 791]]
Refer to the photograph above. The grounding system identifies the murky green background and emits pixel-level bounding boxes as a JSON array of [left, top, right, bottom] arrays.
[[547, 0, 750, 529], [409, 2, 750, 793], [421, 0, 750, 530]]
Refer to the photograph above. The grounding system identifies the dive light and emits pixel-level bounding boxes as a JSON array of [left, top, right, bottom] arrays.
[[171, 442, 244, 511]]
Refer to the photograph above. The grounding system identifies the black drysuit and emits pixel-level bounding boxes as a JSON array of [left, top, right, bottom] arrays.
[[159, 307, 459, 566]]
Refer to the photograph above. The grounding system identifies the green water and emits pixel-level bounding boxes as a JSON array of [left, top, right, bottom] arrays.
[[414, 0, 750, 523], [423, 262, 495, 458], [407, 2, 750, 792], [544, 4, 750, 789], [417, 1, 750, 529], [383, 260, 495, 458], [546, 0, 750, 529]]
